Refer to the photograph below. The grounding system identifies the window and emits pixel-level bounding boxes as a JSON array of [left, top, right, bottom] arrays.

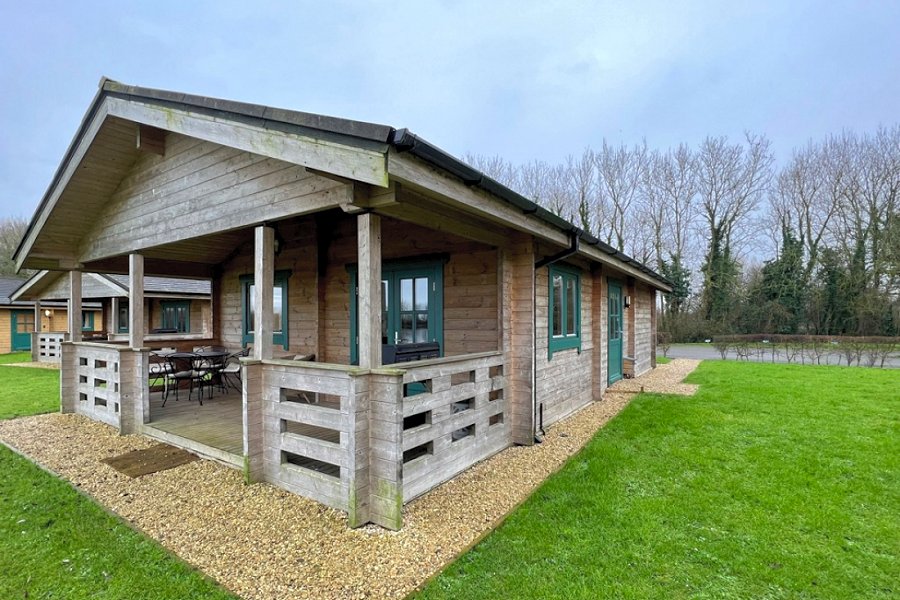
[[160, 301, 190, 333], [240, 271, 290, 349], [548, 264, 581, 357], [81, 311, 94, 332], [117, 302, 129, 333]]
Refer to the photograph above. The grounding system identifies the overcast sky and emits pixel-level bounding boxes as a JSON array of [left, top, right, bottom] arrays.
[[1, 0, 899, 222]]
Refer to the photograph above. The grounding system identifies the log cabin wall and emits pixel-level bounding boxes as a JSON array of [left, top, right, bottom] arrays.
[[534, 259, 596, 429], [633, 283, 654, 376]]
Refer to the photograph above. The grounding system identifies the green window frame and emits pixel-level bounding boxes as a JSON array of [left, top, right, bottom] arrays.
[[240, 270, 290, 349], [160, 300, 190, 333], [81, 310, 95, 332], [548, 264, 581, 358], [117, 302, 129, 333]]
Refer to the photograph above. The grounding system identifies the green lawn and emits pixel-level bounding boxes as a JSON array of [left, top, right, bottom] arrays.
[[0, 353, 238, 599], [0, 355, 60, 419], [416, 361, 899, 599]]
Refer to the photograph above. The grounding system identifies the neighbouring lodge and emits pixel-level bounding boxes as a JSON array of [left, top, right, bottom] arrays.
[[13, 78, 670, 529]]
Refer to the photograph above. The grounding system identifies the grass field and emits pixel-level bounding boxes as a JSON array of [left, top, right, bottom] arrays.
[[0, 352, 60, 419], [416, 361, 899, 599], [0, 353, 238, 599]]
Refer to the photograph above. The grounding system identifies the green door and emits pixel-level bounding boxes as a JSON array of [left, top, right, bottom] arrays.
[[11, 310, 34, 351], [350, 261, 444, 365], [608, 281, 623, 384]]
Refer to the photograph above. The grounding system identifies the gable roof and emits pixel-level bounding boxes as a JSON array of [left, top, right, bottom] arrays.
[[0, 276, 28, 307], [11, 270, 211, 302], [15, 78, 671, 291]]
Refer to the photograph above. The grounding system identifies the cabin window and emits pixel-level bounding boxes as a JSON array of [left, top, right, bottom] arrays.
[[240, 271, 290, 349], [548, 264, 581, 357], [160, 301, 190, 333], [81, 311, 94, 332], [117, 303, 129, 333]]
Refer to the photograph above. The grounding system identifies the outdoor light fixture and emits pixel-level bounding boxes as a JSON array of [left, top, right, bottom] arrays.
[[273, 228, 284, 256], [44, 309, 52, 317], [624, 295, 632, 308]]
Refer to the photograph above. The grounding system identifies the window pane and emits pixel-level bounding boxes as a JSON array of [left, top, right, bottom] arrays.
[[400, 313, 413, 343], [247, 284, 256, 330], [552, 275, 563, 336], [382, 280, 389, 341], [400, 278, 413, 311], [566, 277, 577, 335], [414, 277, 428, 311], [415, 313, 428, 342], [273, 284, 283, 334]]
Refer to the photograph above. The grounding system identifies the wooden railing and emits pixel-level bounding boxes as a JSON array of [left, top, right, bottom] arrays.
[[33, 332, 66, 363], [399, 352, 508, 502], [257, 361, 360, 513], [69, 342, 123, 428]]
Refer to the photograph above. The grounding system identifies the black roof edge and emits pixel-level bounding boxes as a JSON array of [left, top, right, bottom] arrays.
[[388, 129, 672, 289]]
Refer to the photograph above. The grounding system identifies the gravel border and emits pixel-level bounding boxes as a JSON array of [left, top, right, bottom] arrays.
[[0, 359, 700, 599]]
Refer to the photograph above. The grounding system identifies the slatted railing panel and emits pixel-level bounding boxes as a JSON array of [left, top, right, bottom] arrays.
[[260, 362, 354, 511], [73, 343, 122, 428], [37, 333, 65, 362], [400, 352, 509, 502]]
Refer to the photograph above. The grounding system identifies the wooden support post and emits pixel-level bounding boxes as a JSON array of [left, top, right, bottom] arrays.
[[503, 234, 535, 445], [68, 271, 82, 343], [357, 212, 382, 369], [60, 341, 76, 413], [591, 266, 604, 401], [129, 254, 144, 348], [253, 226, 274, 360], [32, 299, 41, 362], [241, 359, 264, 483], [118, 348, 138, 435], [367, 370, 404, 530], [346, 372, 370, 527]]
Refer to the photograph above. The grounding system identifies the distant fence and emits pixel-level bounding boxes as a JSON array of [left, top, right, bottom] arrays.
[[703, 335, 899, 367]]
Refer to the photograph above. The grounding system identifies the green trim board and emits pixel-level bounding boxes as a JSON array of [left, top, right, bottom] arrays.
[[548, 263, 581, 358], [349, 258, 445, 365], [240, 270, 291, 349]]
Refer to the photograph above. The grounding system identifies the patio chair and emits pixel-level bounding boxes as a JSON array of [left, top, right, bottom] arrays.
[[148, 352, 171, 398], [164, 352, 206, 406], [220, 348, 250, 392]]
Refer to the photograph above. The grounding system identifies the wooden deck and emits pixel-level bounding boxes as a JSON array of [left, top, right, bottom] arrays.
[[142, 384, 243, 468]]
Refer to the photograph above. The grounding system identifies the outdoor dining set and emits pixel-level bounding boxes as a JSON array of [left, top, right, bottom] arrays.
[[148, 346, 249, 406]]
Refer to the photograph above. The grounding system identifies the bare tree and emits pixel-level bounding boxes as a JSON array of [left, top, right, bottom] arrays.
[[595, 140, 648, 251], [0, 216, 30, 276], [643, 144, 699, 266], [565, 149, 600, 235]]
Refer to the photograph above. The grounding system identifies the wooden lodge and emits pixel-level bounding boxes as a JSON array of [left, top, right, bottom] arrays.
[[13, 79, 671, 529]]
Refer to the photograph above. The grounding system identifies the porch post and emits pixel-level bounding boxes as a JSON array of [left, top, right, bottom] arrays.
[[129, 254, 144, 348], [357, 212, 382, 369], [503, 233, 535, 445], [253, 225, 275, 360], [32, 299, 41, 361], [68, 270, 82, 343]]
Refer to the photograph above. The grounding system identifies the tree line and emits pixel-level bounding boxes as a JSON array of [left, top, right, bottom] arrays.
[[466, 126, 899, 340]]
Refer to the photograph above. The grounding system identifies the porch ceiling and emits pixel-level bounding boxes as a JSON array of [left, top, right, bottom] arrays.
[[26, 116, 140, 270]]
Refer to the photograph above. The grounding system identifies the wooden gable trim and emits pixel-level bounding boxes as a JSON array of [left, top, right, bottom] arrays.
[[104, 97, 389, 188]]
